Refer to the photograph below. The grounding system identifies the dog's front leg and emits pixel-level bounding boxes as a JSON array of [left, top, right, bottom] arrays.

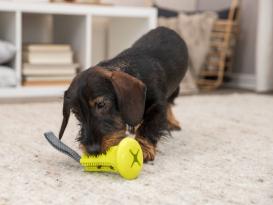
[[136, 103, 167, 162]]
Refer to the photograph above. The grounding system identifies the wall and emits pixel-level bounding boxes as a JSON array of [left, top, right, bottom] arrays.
[[196, 0, 231, 11], [255, 0, 273, 92], [155, 0, 196, 12], [233, 0, 258, 76]]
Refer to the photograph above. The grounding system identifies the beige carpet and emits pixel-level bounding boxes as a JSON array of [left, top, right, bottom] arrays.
[[0, 92, 273, 205]]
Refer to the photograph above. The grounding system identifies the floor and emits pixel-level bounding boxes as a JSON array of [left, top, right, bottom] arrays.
[[0, 91, 273, 205]]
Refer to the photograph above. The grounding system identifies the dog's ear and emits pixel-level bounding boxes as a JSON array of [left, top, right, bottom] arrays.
[[111, 70, 146, 126], [59, 90, 71, 140]]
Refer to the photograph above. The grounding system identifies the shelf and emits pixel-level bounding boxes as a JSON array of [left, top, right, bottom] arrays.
[[0, 2, 157, 18], [0, 2, 157, 98], [0, 86, 67, 98]]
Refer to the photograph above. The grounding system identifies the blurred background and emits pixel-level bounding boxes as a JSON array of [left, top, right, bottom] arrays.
[[0, 0, 272, 100], [1, 1, 273, 204]]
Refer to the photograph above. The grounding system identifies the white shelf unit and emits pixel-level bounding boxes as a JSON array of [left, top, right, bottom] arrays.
[[0, 2, 157, 98]]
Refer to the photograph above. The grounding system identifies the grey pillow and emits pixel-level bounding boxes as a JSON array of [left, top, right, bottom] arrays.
[[0, 40, 16, 64], [0, 66, 17, 87]]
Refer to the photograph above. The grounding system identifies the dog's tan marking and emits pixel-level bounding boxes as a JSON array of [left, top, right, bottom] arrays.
[[166, 104, 181, 130], [101, 130, 126, 153], [135, 136, 155, 162], [101, 115, 127, 152], [79, 130, 126, 154]]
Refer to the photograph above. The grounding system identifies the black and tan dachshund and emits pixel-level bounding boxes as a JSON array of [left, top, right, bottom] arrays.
[[59, 27, 188, 162]]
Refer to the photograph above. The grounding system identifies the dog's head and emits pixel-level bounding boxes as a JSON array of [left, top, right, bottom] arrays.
[[59, 67, 146, 155]]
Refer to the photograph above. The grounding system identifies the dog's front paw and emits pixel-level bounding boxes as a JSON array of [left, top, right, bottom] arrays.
[[135, 136, 155, 162], [168, 119, 181, 131]]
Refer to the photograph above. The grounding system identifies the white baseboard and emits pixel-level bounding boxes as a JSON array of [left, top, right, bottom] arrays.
[[224, 73, 256, 90]]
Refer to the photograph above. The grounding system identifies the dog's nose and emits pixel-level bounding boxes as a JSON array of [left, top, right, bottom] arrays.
[[86, 144, 101, 155]]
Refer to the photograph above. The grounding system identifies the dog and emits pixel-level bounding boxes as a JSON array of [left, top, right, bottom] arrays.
[[58, 27, 188, 162]]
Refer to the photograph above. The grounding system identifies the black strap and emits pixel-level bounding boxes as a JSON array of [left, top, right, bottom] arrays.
[[44, 131, 81, 163]]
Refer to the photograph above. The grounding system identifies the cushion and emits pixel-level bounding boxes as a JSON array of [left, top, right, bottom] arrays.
[[0, 66, 17, 87], [0, 40, 16, 64], [155, 5, 236, 20]]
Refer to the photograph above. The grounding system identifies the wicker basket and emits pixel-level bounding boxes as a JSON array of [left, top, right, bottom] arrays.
[[197, 0, 240, 90]]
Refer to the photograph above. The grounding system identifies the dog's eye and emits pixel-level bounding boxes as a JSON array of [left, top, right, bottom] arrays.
[[90, 96, 112, 113]]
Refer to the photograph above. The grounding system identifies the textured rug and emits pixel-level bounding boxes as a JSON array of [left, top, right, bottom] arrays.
[[0, 92, 273, 205]]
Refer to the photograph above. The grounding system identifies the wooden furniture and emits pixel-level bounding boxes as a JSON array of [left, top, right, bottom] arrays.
[[197, 0, 240, 90], [0, 2, 157, 98]]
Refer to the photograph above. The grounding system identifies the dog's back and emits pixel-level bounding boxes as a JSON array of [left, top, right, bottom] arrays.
[[132, 26, 188, 65], [131, 27, 188, 95], [99, 27, 188, 98]]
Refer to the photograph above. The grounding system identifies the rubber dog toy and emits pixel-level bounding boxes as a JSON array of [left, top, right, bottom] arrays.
[[44, 131, 143, 180]]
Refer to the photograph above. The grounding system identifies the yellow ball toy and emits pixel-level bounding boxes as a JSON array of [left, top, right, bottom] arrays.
[[80, 137, 143, 180]]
